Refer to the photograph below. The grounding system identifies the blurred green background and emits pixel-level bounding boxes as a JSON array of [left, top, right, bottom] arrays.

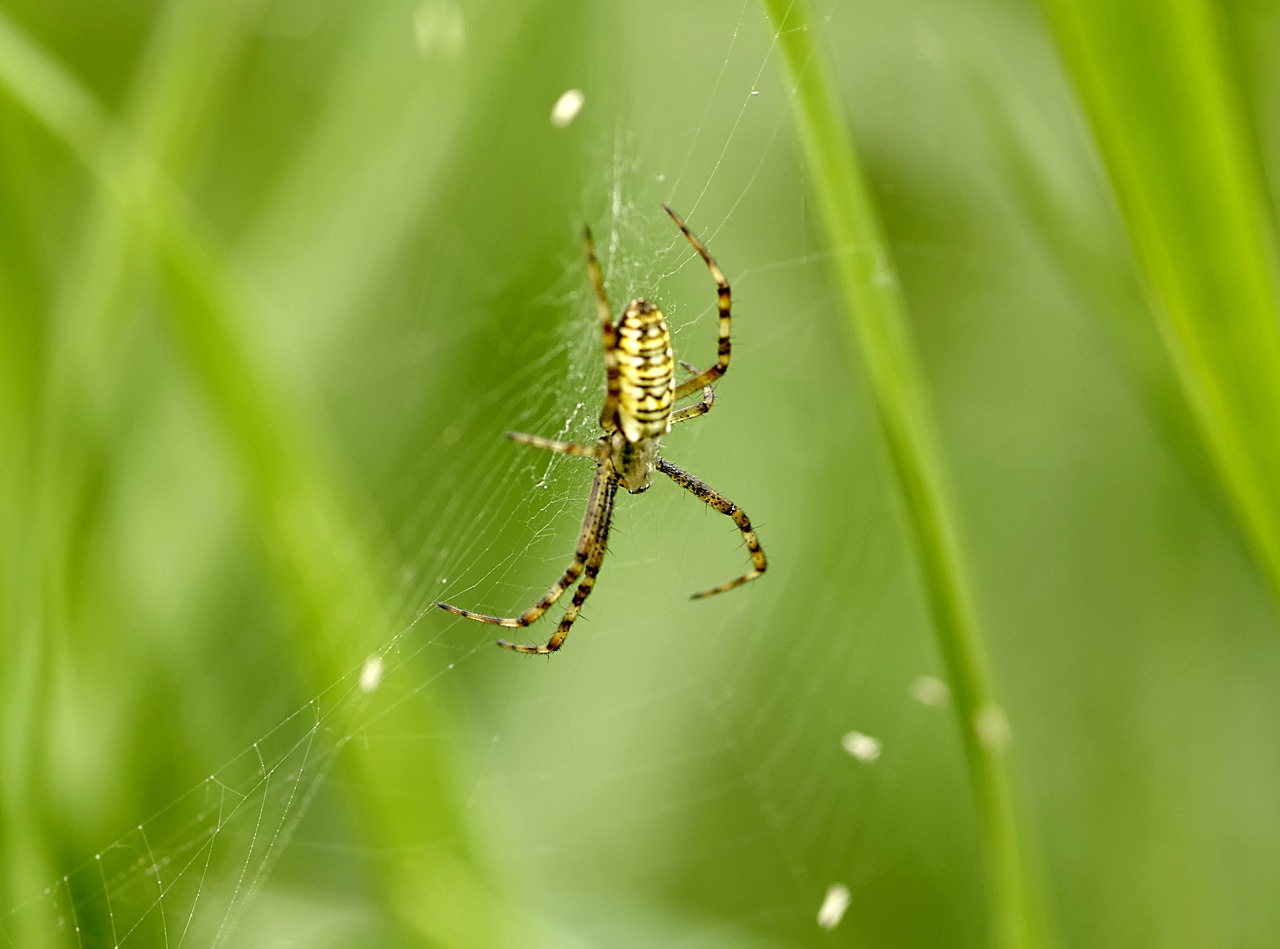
[[3, 0, 1280, 946]]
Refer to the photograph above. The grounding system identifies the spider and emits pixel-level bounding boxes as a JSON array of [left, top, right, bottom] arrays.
[[438, 206, 767, 654]]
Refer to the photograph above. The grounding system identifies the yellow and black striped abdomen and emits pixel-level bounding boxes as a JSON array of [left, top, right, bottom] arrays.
[[614, 299, 674, 443]]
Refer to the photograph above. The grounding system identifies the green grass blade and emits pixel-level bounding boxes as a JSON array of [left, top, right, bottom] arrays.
[[0, 12, 136, 944], [0, 10, 528, 945], [760, 2, 1048, 945], [1042, 0, 1280, 603]]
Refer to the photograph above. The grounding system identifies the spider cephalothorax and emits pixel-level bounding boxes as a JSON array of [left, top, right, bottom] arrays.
[[438, 206, 766, 654]]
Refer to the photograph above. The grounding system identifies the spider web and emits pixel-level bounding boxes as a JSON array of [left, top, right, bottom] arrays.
[[0, 0, 1043, 945]]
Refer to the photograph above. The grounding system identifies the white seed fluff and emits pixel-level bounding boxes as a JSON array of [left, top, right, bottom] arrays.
[[359, 655, 385, 693], [909, 674, 950, 707], [976, 704, 1012, 751], [550, 88, 586, 128], [413, 0, 465, 59], [817, 883, 851, 930], [841, 730, 882, 763]]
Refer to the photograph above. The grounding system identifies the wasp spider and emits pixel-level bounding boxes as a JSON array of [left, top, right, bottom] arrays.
[[438, 206, 767, 654]]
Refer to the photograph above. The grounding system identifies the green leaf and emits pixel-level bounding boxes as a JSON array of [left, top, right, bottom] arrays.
[[1043, 0, 1280, 604], [759, 1, 1049, 946]]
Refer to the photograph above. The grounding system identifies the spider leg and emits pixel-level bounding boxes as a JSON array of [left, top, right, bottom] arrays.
[[664, 206, 732, 400], [583, 226, 622, 433], [498, 477, 617, 654], [656, 458, 766, 598], [506, 432, 605, 458], [437, 463, 611, 628], [671, 360, 714, 424]]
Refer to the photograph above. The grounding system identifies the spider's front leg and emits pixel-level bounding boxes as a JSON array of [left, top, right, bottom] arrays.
[[665, 206, 732, 400]]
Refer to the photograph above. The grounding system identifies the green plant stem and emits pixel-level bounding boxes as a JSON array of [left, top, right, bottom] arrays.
[[1041, 0, 1280, 607], [760, 2, 1046, 945]]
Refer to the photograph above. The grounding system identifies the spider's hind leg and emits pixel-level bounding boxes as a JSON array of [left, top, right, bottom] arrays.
[[438, 466, 618, 648], [496, 535, 607, 654], [656, 457, 766, 598], [497, 478, 618, 654]]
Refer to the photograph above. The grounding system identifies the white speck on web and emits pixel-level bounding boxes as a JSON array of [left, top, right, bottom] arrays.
[[359, 656, 384, 693], [817, 883, 851, 930], [909, 674, 950, 707], [550, 89, 585, 128], [841, 730, 882, 762]]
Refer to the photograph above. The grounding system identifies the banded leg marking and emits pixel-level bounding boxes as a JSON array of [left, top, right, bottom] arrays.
[[656, 458, 766, 599], [437, 464, 610, 628], [499, 477, 618, 654], [664, 206, 732, 400], [584, 226, 622, 433], [671, 360, 714, 424]]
